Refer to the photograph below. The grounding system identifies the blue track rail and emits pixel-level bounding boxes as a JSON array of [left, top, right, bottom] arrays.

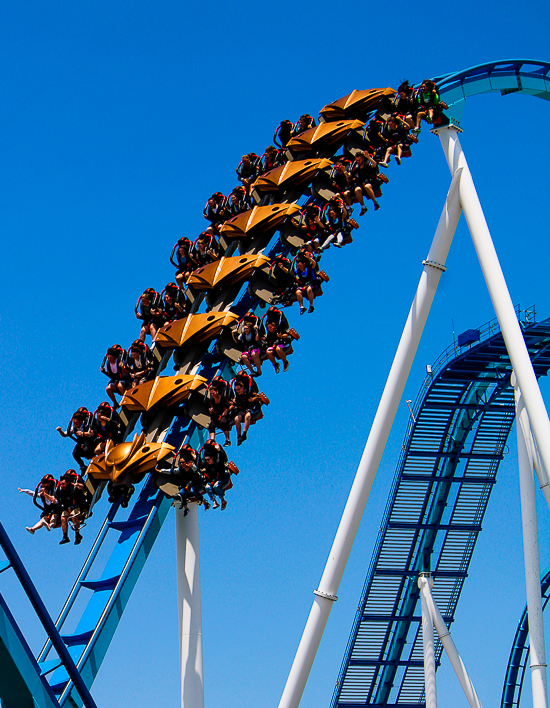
[[331, 307, 550, 708]]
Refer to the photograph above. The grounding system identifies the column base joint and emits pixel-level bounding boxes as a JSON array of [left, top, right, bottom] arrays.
[[314, 590, 338, 602]]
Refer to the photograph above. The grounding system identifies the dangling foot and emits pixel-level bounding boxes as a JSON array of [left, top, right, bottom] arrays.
[[300, 306, 306, 315], [203, 501, 211, 511], [183, 507, 189, 517], [379, 161, 389, 168], [283, 360, 290, 372], [359, 206, 368, 216], [212, 501, 220, 509], [308, 305, 315, 313], [59, 535, 70, 545], [374, 202, 381, 211], [45, 522, 52, 532], [74, 532, 83, 546], [274, 363, 280, 374], [395, 156, 401, 165], [221, 499, 227, 511], [26, 527, 35, 535], [223, 439, 232, 447]]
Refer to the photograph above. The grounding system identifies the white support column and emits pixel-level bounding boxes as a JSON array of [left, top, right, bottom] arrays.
[[176, 504, 205, 708], [437, 126, 550, 496], [418, 575, 437, 708], [514, 376, 549, 708], [515, 390, 550, 513], [277, 171, 463, 708], [418, 576, 483, 708]]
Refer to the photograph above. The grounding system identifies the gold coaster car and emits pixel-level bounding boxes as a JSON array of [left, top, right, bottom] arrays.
[[219, 204, 301, 241], [154, 311, 239, 349], [88, 432, 174, 482], [120, 373, 207, 412], [251, 159, 332, 199], [285, 120, 365, 157], [186, 254, 270, 291], [319, 88, 396, 122]]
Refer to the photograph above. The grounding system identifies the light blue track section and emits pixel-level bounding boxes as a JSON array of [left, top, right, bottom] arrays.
[[435, 59, 550, 123]]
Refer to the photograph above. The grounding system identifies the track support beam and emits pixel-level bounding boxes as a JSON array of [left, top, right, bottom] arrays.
[[277, 169, 463, 708], [176, 504, 205, 708], [437, 126, 550, 508], [418, 574, 437, 708], [514, 375, 549, 708]]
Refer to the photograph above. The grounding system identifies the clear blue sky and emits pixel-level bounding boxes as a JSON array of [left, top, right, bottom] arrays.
[[1, 2, 550, 707]]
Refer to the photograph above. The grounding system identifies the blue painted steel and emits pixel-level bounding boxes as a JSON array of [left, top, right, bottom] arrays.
[[434, 60, 550, 122], [331, 307, 550, 708], [500, 564, 550, 708], [0, 521, 97, 708]]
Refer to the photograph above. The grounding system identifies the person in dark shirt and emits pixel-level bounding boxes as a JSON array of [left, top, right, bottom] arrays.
[[162, 282, 188, 323], [170, 238, 194, 288], [200, 440, 231, 510], [227, 186, 252, 217], [273, 119, 293, 148], [321, 198, 355, 249], [379, 115, 417, 167], [294, 251, 319, 315], [203, 192, 230, 232], [126, 340, 156, 386], [93, 402, 123, 454], [230, 373, 265, 446], [236, 154, 259, 194], [330, 162, 352, 204], [292, 114, 316, 137], [192, 233, 220, 269], [55, 407, 97, 472], [257, 145, 285, 175], [392, 81, 417, 130], [135, 287, 164, 342], [157, 446, 210, 516], [262, 314, 293, 373], [207, 379, 232, 447], [101, 345, 131, 408], [349, 151, 382, 214], [52, 472, 85, 545]]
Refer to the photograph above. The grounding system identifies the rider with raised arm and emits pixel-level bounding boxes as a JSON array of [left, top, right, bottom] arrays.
[[56, 407, 98, 473]]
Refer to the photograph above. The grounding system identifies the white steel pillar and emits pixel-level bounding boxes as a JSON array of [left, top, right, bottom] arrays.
[[277, 170, 463, 708], [418, 575, 437, 708], [176, 504, 205, 708], [514, 376, 549, 708], [418, 576, 483, 708], [516, 389, 550, 513], [437, 126, 550, 494]]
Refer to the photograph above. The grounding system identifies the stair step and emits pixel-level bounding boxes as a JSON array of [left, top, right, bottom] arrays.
[[60, 629, 93, 647], [108, 516, 148, 532], [38, 658, 63, 676], [79, 575, 120, 591]]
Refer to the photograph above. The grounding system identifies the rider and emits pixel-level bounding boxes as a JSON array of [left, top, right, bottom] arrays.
[[232, 313, 264, 378], [93, 402, 124, 454], [230, 372, 265, 446], [56, 407, 97, 472], [348, 151, 381, 214], [207, 378, 232, 447], [135, 288, 165, 342], [157, 445, 210, 516], [200, 440, 231, 510], [293, 251, 319, 315], [100, 344, 131, 408], [162, 282, 189, 324], [170, 237, 195, 288], [262, 307, 293, 373], [126, 340, 156, 386], [19, 474, 58, 535]]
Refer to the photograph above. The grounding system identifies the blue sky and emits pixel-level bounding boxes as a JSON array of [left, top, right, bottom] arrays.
[[1, 2, 550, 707]]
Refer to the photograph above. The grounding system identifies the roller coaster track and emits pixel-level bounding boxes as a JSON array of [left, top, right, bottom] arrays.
[[501, 564, 550, 708], [331, 308, 550, 708], [1, 58, 549, 708]]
